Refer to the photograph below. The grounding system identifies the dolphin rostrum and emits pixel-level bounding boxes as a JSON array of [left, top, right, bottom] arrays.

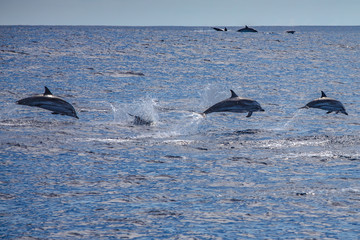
[[203, 90, 265, 117], [300, 91, 348, 115], [16, 86, 79, 119]]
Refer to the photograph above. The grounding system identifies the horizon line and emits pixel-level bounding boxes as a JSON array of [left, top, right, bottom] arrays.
[[1, 24, 360, 27]]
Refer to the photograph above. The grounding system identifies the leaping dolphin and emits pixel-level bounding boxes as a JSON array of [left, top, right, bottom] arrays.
[[237, 25, 258, 32], [213, 27, 227, 32], [300, 91, 348, 115], [16, 86, 79, 119], [203, 90, 265, 117]]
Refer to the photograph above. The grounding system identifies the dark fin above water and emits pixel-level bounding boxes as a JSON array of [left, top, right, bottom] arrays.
[[128, 113, 152, 126], [321, 91, 327, 98], [230, 90, 238, 98], [44, 86, 53, 96], [327, 111, 333, 114]]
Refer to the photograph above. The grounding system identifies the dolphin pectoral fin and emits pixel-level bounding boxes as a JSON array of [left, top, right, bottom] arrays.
[[246, 112, 253, 117], [327, 111, 333, 114]]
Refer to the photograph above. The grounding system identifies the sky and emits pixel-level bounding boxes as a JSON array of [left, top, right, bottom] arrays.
[[1, 0, 360, 26]]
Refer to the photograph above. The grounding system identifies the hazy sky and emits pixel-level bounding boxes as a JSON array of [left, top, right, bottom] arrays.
[[1, 0, 360, 26]]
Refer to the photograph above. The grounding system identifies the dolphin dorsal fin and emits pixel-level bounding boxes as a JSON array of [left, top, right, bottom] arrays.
[[321, 91, 327, 98], [230, 90, 238, 98], [44, 86, 53, 96]]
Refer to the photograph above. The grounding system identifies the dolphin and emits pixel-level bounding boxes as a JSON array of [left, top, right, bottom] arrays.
[[16, 86, 79, 119], [128, 114, 153, 126], [203, 90, 265, 117], [300, 91, 348, 115], [213, 27, 227, 31], [237, 25, 258, 32]]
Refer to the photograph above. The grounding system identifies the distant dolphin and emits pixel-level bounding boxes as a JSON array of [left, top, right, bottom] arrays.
[[128, 114, 153, 126], [213, 27, 227, 32], [286, 30, 295, 34], [237, 25, 258, 32], [203, 90, 265, 117], [16, 86, 79, 119], [300, 91, 348, 115]]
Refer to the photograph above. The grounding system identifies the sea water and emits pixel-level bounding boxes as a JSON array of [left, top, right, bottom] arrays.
[[0, 26, 359, 239]]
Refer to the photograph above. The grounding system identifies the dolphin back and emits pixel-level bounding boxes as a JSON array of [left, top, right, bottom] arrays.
[[301, 93, 348, 115], [203, 96, 264, 116], [17, 94, 79, 119]]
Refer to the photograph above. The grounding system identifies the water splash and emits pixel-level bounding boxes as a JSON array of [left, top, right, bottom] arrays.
[[198, 84, 230, 108], [109, 102, 128, 124], [135, 97, 159, 124], [0, 103, 20, 121], [172, 111, 204, 135], [133, 111, 205, 140], [110, 97, 159, 125], [272, 109, 303, 131], [283, 109, 303, 130]]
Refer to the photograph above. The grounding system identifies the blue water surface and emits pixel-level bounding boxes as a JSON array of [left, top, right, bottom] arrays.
[[1, 26, 360, 239]]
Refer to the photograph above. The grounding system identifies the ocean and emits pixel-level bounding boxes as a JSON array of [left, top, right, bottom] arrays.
[[1, 26, 359, 239]]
